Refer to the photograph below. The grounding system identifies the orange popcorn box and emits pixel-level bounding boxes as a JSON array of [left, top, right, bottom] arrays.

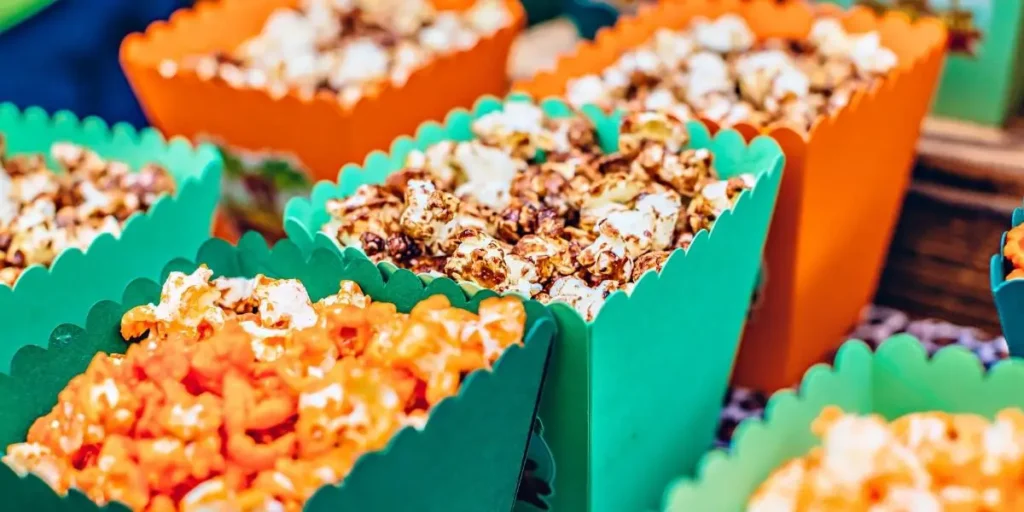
[[0, 235, 555, 512], [514, 0, 947, 391], [120, 0, 524, 238]]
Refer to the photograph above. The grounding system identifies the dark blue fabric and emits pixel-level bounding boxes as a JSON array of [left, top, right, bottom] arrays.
[[563, 0, 618, 40], [0, 0, 192, 127]]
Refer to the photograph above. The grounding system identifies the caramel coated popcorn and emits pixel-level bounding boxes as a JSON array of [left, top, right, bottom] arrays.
[[321, 105, 755, 321], [4, 266, 526, 511], [749, 407, 1024, 511], [0, 137, 176, 286], [565, 15, 898, 131], [163, 0, 512, 106]]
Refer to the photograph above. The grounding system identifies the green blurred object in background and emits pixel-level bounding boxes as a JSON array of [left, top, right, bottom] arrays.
[[820, 0, 1024, 126], [0, 0, 53, 33]]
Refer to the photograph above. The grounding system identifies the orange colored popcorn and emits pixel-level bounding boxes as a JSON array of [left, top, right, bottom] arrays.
[[749, 406, 1024, 511], [3, 266, 526, 511], [1005, 223, 1024, 280]]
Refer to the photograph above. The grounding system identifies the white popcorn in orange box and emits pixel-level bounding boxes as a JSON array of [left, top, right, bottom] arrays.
[[170, 0, 513, 107], [564, 13, 897, 132], [693, 14, 755, 54], [749, 406, 1024, 511]]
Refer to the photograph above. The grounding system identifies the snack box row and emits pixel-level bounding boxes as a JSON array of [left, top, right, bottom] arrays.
[[5, 0, 1016, 129], [12, 0, 1024, 510], [1, 1, 957, 509], [117, 0, 947, 393], [2, 79, 1024, 512], [5, 231, 1024, 512], [0, 94, 774, 510]]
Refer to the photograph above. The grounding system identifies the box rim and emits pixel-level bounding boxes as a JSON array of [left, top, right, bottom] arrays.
[[0, 234, 557, 511]]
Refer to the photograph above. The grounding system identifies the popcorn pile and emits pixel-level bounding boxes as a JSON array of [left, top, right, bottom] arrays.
[[566, 15, 898, 131], [0, 138, 176, 286], [321, 105, 755, 321], [3, 266, 526, 511], [1003, 224, 1024, 281], [750, 406, 1024, 511], [163, 0, 512, 106]]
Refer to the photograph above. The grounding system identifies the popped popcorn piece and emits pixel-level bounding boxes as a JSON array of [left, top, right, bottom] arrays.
[[632, 250, 671, 281], [636, 147, 715, 197], [684, 52, 733, 103], [850, 32, 898, 77], [171, 0, 512, 107], [564, 13, 897, 132], [619, 111, 690, 154], [512, 234, 579, 282], [465, 0, 512, 34], [3, 443, 70, 493], [399, 179, 459, 249], [809, 18, 854, 59], [6, 268, 527, 511], [579, 171, 646, 229], [750, 407, 1024, 511], [319, 107, 756, 321], [545, 277, 621, 322], [445, 230, 511, 290], [636, 192, 682, 250], [328, 39, 390, 90], [566, 75, 610, 110], [692, 14, 754, 54], [452, 141, 525, 210], [252, 275, 318, 330], [651, 28, 696, 67], [472, 102, 572, 158], [678, 175, 755, 248], [322, 184, 404, 258], [0, 137, 176, 287], [403, 140, 460, 190]]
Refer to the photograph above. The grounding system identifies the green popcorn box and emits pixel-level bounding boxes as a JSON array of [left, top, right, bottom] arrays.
[[0, 234, 556, 511], [284, 95, 785, 512], [990, 204, 1024, 357], [0, 103, 221, 373], [819, 0, 1024, 126], [660, 334, 1024, 511]]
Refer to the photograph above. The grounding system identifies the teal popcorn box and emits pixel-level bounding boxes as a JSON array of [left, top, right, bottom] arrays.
[[284, 95, 784, 511], [991, 203, 1024, 357], [0, 235, 556, 511], [0, 103, 221, 372]]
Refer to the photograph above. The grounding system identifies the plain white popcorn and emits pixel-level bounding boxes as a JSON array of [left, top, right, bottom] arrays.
[[166, 0, 513, 106], [564, 14, 899, 131]]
